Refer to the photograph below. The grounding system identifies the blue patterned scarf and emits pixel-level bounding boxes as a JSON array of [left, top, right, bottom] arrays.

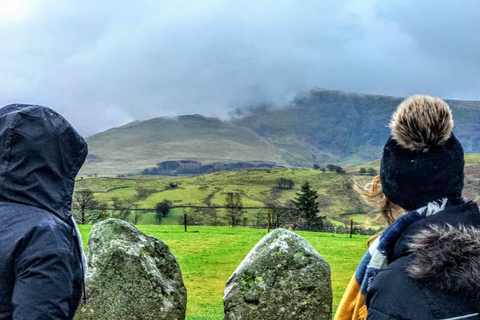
[[357, 198, 465, 295]]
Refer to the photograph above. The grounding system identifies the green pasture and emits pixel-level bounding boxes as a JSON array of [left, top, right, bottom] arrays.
[[78, 225, 368, 320], [76, 168, 378, 228], [465, 153, 480, 166]]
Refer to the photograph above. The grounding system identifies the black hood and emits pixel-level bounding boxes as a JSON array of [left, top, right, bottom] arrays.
[[408, 224, 480, 297], [0, 104, 87, 221]]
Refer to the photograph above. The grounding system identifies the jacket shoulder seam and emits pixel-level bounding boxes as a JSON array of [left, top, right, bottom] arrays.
[[367, 306, 403, 319], [15, 249, 76, 272]]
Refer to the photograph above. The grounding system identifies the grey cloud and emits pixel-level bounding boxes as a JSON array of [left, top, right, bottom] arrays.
[[0, 0, 478, 136]]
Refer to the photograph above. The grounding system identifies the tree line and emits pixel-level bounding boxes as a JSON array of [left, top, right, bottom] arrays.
[[72, 179, 378, 235]]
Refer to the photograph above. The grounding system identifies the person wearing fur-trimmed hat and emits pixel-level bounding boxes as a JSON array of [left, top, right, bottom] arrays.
[[335, 95, 480, 320]]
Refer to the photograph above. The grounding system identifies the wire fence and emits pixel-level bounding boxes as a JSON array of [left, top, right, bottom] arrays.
[[73, 205, 380, 236]]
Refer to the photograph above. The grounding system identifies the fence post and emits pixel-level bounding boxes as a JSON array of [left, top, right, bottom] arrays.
[[267, 209, 271, 233], [184, 214, 187, 232], [350, 219, 353, 238], [103, 208, 107, 220]]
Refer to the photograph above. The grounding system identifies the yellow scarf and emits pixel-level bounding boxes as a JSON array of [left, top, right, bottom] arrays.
[[334, 274, 368, 320]]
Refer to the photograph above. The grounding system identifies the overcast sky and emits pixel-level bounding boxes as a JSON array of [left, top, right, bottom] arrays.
[[0, 0, 479, 136]]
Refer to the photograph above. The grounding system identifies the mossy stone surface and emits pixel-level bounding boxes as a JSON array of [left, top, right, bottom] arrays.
[[224, 228, 332, 320], [74, 219, 187, 320]]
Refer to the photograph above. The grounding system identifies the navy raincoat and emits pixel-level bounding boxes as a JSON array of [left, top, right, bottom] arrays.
[[0, 104, 87, 320], [366, 202, 480, 319]]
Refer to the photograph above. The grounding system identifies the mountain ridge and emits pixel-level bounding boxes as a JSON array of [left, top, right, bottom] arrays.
[[80, 89, 480, 176]]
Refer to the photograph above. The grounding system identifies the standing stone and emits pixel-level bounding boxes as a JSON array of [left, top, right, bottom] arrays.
[[74, 219, 187, 320], [224, 228, 331, 320]]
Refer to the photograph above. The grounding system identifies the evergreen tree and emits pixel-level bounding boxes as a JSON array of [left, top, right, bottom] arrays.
[[293, 181, 324, 231]]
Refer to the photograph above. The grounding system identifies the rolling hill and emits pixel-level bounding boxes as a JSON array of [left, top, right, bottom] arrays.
[[80, 89, 480, 176], [75, 158, 480, 229], [76, 168, 373, 228], [81, 115, 293, 176]]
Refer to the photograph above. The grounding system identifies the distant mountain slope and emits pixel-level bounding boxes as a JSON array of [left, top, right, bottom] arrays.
[[236, 89, 480, 166], [80, 90, 480, 176], [80, 115, 293, 176]]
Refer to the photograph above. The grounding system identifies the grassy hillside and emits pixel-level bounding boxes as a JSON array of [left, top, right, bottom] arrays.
[[76, 156, 480, 229], [80, 115, 290, 176], [80, 90, 480, 176], [75, 168, 384, 229], [78, 225, 369, 320], [237, 90, 480, 166]]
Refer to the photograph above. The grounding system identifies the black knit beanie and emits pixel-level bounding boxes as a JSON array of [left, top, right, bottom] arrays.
[[379, 95, 465, 211]]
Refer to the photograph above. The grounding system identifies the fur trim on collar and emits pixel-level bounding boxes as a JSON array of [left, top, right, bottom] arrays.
[[408, 224, 480, 295]]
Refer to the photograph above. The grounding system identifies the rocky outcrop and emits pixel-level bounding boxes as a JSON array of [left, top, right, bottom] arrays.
[[224, 228, 332, 320], [74, 219, 187, 320]]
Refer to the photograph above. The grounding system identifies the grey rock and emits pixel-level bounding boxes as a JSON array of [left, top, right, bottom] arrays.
[[224, 228, 332, 320], [74, 219, 187, 320]]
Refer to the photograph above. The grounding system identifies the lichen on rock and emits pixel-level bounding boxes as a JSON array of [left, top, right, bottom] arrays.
[[74, 219, 187, 320], [224, 228, 332, 320]]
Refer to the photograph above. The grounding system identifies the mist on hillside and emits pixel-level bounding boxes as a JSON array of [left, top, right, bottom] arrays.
[[0, 1, 479, 135]]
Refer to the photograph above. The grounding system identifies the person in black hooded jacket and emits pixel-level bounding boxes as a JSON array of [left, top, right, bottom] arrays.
[[357, 95, 480, 320], [0, 104, 88, 320]]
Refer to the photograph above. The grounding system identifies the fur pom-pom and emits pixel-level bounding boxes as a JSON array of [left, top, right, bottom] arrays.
[[390, 95, 453, 152]]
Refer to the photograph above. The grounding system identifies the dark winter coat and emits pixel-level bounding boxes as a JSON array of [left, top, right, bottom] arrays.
[[0, 104, 88, 320], [366, 201, 480, 320]]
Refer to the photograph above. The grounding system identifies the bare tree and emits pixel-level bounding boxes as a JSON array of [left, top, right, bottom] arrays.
[[205, 206, 222, 226], [254, 210, 267, 228], [131, 203, 141, 225], [265, 200, 301, 230], [72, 189, 102, 225], [181, 206, 223, 226], [111, 197, 134, 221], [225, 192, 243, 227], [185, 207, 203, 226]]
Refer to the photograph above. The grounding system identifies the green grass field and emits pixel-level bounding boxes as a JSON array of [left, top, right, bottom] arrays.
[[75, 168, 381, 229], [78, 225, 368, 320]]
